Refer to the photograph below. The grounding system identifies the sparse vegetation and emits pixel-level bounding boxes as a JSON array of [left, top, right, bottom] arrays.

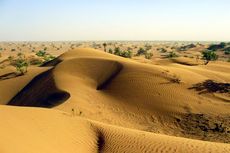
[[108, 48, 113, 54], [166, 52, 178, 58], [113, 47, 132, 58], [157, 48, 167, 53], [145, 52, 153, 59], [36, 50, 47, 57], [223, 47, 230, 55], [136, 48, 147, 56], [114, 47, 121, 56], [208, 42, 226, 51], [35, 50, 56, 63], [145, 44, 152, 51], [202, 50, 218, 65], [120, 50, 132, 58], [103, 43, 107, 52], [11, 53, 29, 75], [44, 55, 56, 62], [177, 44, 196, 51]]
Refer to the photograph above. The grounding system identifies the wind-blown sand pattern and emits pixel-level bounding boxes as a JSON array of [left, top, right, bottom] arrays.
[[0, 47, 230, 153]]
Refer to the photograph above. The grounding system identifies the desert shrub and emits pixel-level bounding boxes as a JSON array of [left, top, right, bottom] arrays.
[[223, 47, 230, 55], [36, 50, 46, 57], [145, 52, 153, 59], [158, 48, 167, 53], [12, 53, 29, 75], [145, 45, 152, 51], [29, 59, 43, 65], [136, 48, 147, 56], [11, 49, 16, 52], [228, 58, 230, 62], [114, 47, 121, 56], [44, 55, 56, 62], [202, 50, 218, 65], [44, 47, 48, 51], [166, 52, 178, 58], [220, 42, 227, 48], [108, 48, 113, 54], [8, 55, 14, 61], [208, 42, 226, 51], [120, 50, 132, 58], [0, 48, 2, 51], [177, 44, 196, 51], [113, 47, 132, 58], [102, 43, 107, 52]]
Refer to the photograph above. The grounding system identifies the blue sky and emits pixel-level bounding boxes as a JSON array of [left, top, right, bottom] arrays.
[[0, 0, 230, 41]]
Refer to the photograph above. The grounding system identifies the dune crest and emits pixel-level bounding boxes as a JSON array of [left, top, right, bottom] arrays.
[[1, 48, 230, 152]]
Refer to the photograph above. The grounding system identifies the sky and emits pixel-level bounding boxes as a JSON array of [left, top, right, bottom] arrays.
[[0, 0, 230, 41]]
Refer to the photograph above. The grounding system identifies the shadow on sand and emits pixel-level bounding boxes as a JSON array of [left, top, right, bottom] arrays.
[[0, 72, 22, 81], [189, 80, 230, 94]]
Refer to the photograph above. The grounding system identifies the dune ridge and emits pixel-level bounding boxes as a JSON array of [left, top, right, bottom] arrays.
[[1, 48, 230, 152]]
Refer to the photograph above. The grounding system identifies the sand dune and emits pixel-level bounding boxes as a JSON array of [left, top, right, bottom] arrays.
[[0, 48, 230, 152], [0, 105, 229, 153]]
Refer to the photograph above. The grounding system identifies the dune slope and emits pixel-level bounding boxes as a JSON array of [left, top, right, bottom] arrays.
[[1, 48, 230, 152]]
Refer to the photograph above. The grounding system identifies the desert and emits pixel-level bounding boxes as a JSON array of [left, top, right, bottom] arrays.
[[0, 41, 230, 153], [1, 0, 230, 152]]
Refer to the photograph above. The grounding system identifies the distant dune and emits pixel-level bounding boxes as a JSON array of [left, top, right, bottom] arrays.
[[0, 48, 230, 153]]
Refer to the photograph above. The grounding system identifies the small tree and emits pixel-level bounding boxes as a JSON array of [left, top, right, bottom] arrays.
[[13, 53, 29, 75], [136, 48, 147, 56], [108, 48, 113, 54], [120, 50, 132, 58], [145, 52, 153, 59], [202, 50, 218, 65], [36, 50, 46, 57], [166, 52, 178, 58], [102, 43, 107, 52], [114, 47, 121, 56], [44, 55, 56, 62]]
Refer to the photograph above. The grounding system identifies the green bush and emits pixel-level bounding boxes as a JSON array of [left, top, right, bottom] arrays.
[[120, 50, 132, 58], [108, 48, 113, 54], [224, 47, 230, 55], [166, 52, 178, 58], [102, 43, 107, 52], [114, 47, 121, 56], [158, 48, 167, 53], [36, 50, 47, 57], [208, 42, 226, 51], [202, 50, 218, 65], [29, 58, 43, 65], [177, 44, 196, 51], [136, 48, 147, 56], [113, 47, 132, 58], [145, 52, 153, 59], [44, 55, 56, 62], [11, 53, 29, 75], [145, 45, 152, 51]]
